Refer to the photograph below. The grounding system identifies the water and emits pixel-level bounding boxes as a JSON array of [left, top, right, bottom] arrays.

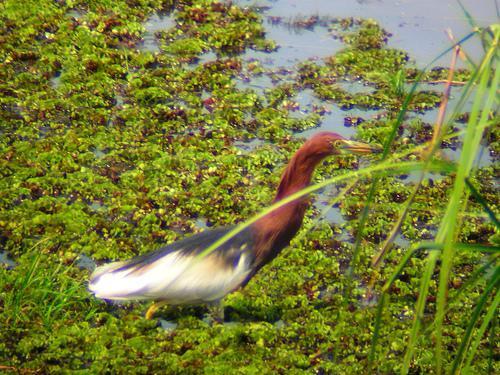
[[141, 13, 176, 52], [274, 319, 285, 328], [92, 148, 107, 159], [135, 2, 495, 253], [88, 200, 107, 212], [236, 0, 498, 67], [66, 9, 86, 20], [315, 202, 347, 226], [404, 83, 493, 167], [241, 18, 344, 68], [50, 71, 62, 89], [337, 81, 375, 95], [76, 254, 96, 271], [231, 0, 495, 144], [234, 138, 262, 152], [442, 142, 494, 168], [114, 93, 125, 107], [0, 251, 16, 269], [235, 74, 275, 97], [194, 217, 208, 230], [300, 106, 380, 139], [139, 1, 495, 147], [159, 319, 178, 331]]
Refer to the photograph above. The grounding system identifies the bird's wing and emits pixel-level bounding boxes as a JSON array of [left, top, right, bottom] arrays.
[[89, 227, 256, 304]]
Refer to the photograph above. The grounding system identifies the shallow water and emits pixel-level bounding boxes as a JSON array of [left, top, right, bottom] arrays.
[[234, 138, 262, 152], [242, 18, 344, 68], [159, 318, 178, 331], [0, 251, 16, 269], [138, 1, 496, 148], [236, 0, 498, 67], [141, 12, 176, 52], [76, 254, 96, 272]]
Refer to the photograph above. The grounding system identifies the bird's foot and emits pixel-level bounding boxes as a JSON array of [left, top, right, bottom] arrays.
[[145, 301, 168, 320], [205, 300, 224, 325]]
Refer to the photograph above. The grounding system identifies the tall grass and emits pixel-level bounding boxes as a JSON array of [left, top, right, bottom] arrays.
[[3, 238, 97, 328], [189, 16, 498, 375], [370, 24, 499, 374]]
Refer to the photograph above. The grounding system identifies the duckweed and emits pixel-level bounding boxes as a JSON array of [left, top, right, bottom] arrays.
[[0, 0, 496, 373]]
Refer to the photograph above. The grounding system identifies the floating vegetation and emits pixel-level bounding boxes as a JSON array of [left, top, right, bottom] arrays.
[[0, 0, 497, 373]]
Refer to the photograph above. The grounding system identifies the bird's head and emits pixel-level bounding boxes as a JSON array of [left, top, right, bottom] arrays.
[[306, 132, 382, 157]]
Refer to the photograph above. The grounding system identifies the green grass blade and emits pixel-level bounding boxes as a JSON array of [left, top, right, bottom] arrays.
[[402, 249, 440, 374], [346, 179, 378, 291], [368, 292, 387, 370], [487, 312, 496, 373], [194, 159, 454, 262], [367, 244, 497, 370], [350, 30, 477, 285], [462, 281, 500, 372], [448, 256, 498, 306], [456, 0, 478, 30], [420, 255, 499, 338], [382, 242, 441, 292], [465, 178, 500, 229], [435, 40, 499, 372], [450, 267, 500, 374]]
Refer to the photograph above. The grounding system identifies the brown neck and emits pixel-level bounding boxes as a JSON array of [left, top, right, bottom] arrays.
[[274, 149, 324, 202], [252, 144, 327, 265]]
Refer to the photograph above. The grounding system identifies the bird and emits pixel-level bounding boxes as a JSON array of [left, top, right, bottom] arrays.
[[89, 132, 381, 320]]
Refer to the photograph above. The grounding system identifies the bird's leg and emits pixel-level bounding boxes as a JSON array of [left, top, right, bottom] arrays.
[[207, 299, 225, 324], [145, 300, 168, 320]]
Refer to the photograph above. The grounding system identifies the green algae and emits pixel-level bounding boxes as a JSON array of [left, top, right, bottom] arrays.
[[0, 0, 497, 373]]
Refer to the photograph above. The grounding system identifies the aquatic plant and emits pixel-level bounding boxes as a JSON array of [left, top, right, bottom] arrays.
[[0, 0, 497, 373]]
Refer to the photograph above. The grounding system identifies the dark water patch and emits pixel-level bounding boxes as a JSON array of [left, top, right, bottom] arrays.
[[114, 93, 125, 107], [442, 143, 494, 168], [313, 188, 353, 245], [358, 287, 379, 308], [236, 65, 295, 98], [315, 202, 347, 226], [234, 138, 263, 152], [0, 251, 16, 269], [38, 124, 52, 139], [236, 3, 345, 69], [88, 200, 108, 214], [243, 52, 280, 68], [50, 71, 62, 89], [300, 108, 354, 139], [141, 13, 176, 52], [293, 88, 325, 113], [92, 147, 108, 159], [411, 84, 475, 125], [300, 106, 380, 139], [1, 103, 23, 121], [194, 218, 208, 230], [337, 80, 375, 95], [181, 51, 218, 70], [66, 9, 86, 20], [159, 319, 178, 331], [76, 254, 96, 271], [283, 89, 321, 120], [394, 234, 411, 249], [397, 171, 448, 185]]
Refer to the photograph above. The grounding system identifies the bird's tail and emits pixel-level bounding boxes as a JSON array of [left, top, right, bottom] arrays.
[[88, 260, 152, 300]]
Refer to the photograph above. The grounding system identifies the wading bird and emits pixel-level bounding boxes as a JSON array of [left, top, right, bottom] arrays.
[[89, 132, 380, 320]]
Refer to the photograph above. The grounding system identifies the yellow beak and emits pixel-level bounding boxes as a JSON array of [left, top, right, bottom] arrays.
[[340, 139, 383, 155]]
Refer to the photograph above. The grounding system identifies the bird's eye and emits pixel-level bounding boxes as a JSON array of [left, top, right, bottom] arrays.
[[332, 140, 343, 148]]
